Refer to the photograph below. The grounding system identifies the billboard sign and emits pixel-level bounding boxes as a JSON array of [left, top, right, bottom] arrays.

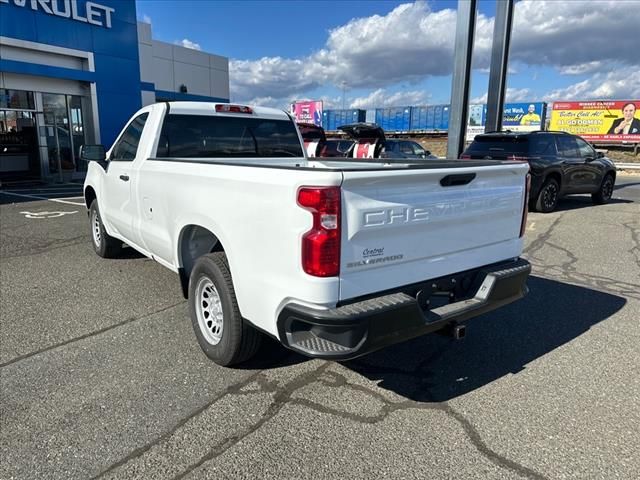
[[466, 104, 485, 139], [502, 102, 545, 131], [466, 102, 546, 140], [290, 101, 323, 127], [549, 100, 640, 143]]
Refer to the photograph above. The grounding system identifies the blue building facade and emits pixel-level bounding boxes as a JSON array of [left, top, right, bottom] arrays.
[[0, 0, 229, 181]]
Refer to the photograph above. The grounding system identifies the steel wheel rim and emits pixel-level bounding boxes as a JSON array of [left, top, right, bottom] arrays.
[[195, 276, 224, 345], [602, 177, 613, 200], [91, 210, 102, 247], [543, 183, 558, 210]]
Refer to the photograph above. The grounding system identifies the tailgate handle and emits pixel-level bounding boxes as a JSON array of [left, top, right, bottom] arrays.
[[440, 173, 476, 187]]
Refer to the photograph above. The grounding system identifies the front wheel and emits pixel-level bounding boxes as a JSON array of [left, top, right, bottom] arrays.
[[89, 200, 122, 258], [188, 252, 261, 366], [535, 178, 560, 213], [592, 174, 614, 205]]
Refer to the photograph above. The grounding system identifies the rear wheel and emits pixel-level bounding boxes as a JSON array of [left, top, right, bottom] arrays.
[[535, 178, 560, 213], [89, 200, 122, 258], [188, 252, 261, 366], [592, 174, 614, 205]]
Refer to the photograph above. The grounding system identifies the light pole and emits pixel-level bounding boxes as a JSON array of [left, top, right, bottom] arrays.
[[341, 81, 347, 110]]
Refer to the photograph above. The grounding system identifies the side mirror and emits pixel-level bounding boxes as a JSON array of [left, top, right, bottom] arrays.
[[79, 144, 108, 170], [79, 144, 106, 162], [596, 151, 605, 159]]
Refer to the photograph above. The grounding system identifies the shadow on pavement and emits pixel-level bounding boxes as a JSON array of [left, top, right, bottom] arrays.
[[613, 181, 640, 191], [344, 276, 626, 402], [0, 193, 41, 205], [553, 196, 632, 212]]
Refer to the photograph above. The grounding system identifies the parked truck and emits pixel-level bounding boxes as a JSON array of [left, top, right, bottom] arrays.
[[82, 102, 531, 366]]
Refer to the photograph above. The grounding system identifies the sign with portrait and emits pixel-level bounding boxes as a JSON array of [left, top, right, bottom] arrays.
[[549, 101, 640, 143], [290, 101, 323, 127]]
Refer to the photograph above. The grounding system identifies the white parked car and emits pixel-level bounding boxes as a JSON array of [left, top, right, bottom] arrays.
[[82, 102, 531, 366]]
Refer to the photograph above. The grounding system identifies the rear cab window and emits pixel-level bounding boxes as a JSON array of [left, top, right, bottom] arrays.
[[156, 114, 304, 159]]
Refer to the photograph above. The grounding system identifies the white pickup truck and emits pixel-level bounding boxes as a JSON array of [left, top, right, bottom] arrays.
[[82, 102, 531, 366]]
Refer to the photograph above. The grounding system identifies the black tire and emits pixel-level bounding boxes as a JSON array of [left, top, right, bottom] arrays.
[[592, 173, 615, 205], [188, 252, 261, 366], [535, 178, 560, 213], [89, 200, 122, 258]]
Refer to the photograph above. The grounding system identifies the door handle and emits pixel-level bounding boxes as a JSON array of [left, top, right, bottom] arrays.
[[119, 174, 129, 182], [440, 173, 476, 187]]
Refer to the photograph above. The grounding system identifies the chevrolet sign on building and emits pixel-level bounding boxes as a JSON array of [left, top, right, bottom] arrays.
[[0, 0, 230, 182], [0, 0, 115, 28]]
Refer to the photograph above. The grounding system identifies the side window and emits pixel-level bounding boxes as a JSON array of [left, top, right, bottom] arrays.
[[399, 142, 414, 154], [575, 137, 595, 159], [410, 142, 426, 155], [111, 113, 149, 161], [556, 135, 579, 158], [530, 135, 556, 156]]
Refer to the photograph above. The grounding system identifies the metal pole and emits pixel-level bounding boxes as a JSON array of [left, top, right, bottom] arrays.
[[485, 0, 514, 133], [446, 0, 477, 159]]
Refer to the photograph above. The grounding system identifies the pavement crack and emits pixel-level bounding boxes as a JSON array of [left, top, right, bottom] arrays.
[[529, 261, 640, 300], [291, 368, 549, 480], [622, 221, 640, 273], [170, 363, 330, 480], [90, 368, 266, 480], [523, 213, 566, 257], [0, 301, 186, 369], [441, 403, 549, 480]]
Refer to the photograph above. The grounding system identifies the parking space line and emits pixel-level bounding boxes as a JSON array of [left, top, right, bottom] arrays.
[[0, 191, 86, 206]]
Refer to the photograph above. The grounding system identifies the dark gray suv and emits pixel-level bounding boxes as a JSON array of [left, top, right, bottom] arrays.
[[462, 131, 617, 212]]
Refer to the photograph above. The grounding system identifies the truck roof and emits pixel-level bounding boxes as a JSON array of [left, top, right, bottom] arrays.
[[165, 101, 290, 120]]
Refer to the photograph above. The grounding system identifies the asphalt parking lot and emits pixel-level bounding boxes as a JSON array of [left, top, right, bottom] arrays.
[[1, 177, 639, 480]]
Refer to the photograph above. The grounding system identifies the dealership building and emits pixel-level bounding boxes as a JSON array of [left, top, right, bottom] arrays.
[[0, 0, 230, 182]]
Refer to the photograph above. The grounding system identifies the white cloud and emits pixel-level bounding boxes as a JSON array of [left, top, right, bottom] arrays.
[[236, 94, 343, 111], [511, 1, 640, 70], [231, 2, 487, 102], [231, 57, 322, 102], [471, 87, 533, 104], [230, 1, 640, 107], [543, 68, 640, 101], [559, 61, 604, 76], [176, 39, 201, 51], [142, 14, 151, 24], [349, 89, 431, 109]]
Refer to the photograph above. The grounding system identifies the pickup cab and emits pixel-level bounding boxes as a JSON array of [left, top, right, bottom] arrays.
[[82, 102, 531, 366]]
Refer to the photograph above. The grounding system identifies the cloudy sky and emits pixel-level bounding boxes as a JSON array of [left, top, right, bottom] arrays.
[[139, 0, 640, 109]]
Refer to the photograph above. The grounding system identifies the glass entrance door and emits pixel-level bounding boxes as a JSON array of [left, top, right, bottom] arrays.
[[43, 93, 72, 179], [42, 93, 88, 179]]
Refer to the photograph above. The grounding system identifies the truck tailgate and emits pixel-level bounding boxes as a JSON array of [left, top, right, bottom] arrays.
[[339, 163, 529, 301]]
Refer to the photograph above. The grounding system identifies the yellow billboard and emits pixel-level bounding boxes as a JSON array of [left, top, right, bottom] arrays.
[[550, 100, 640, 143]]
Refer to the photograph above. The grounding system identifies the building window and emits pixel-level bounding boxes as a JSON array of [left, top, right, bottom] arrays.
[[0, 89, 36, 110]]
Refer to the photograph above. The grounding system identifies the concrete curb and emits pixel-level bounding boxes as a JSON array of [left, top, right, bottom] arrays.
[[615, 163, 640, 170]]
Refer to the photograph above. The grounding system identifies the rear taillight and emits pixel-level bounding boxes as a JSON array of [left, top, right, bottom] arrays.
[[520, 173, 531, 238], [297, 186, 341, 277], [511, 155, 530, 162], [460, 154, 471, 159], [215, 104, 253, 114]]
